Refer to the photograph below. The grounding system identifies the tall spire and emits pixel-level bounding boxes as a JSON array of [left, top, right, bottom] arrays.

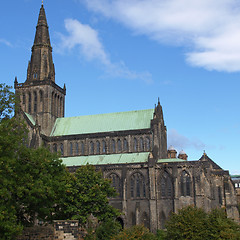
[[26, 4, 55, 82]]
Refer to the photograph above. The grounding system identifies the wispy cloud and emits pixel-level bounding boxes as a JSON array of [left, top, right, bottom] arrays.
[[57, 18, 152, 83], [83, 0, 240, 72], [168, 129, 206, 151], [0, 38, 12, 47]]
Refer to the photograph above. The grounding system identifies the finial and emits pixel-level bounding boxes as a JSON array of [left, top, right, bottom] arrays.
[[158, 97, 160, 104], [203, 150, 206, 156], [42, 0, 43, 6]]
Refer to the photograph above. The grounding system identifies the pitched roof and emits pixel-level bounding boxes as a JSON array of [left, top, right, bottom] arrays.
[[62, 152, 150, 166], [51, 109, 154, 136]]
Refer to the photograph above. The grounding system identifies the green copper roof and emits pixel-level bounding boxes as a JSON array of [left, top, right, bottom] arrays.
[[24, 112, 35, 126], [51, 109, 154, 136], [157, 158, 187, 163], [62, 152, 150, 166]]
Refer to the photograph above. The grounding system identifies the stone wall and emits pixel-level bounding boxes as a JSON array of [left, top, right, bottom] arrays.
[[17, 220, 80, 240]]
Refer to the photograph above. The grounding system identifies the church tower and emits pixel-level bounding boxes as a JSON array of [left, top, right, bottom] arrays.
[[15, 3, 66, 136]]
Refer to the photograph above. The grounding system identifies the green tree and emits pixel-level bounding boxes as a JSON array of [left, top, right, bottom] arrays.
[[56, 164, 120, 225], [165, 206, 240, 240], [0, 84, 68, 239], [111, 225, 157, 240]]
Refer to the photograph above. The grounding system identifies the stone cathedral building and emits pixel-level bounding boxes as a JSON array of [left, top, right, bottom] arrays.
[[14, 4, 239, 231]]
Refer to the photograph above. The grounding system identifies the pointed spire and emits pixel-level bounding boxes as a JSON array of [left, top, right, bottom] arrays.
[[26, 4, 55, 83]]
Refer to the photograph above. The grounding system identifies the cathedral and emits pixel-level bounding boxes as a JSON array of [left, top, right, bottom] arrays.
[[14, 4, 239, 231]]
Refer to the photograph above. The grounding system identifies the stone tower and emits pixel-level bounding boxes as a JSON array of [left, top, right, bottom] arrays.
[[14, 4, 66, 136]]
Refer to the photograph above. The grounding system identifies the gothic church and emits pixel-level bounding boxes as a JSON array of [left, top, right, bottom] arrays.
[[14, 4, 239, 231]]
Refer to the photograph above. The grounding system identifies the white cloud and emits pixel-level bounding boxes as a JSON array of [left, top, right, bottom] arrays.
[[0, 38, 12, 47], [57, 18, 152, 83], [83, 0, 240, 72], [168, 129, 206, 151]]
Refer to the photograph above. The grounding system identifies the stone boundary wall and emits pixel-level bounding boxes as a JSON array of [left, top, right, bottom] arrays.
[[17, 220, 80, 240]]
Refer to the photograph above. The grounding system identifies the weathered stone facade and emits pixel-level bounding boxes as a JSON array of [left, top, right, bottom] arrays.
[[15, 4, 239, 232]]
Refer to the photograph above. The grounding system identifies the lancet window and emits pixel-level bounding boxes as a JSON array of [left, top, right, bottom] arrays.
[[160, 171, 173, 198], [130, 172, 146, 198], [180, 170, 191, 196], [108, 173, 122, 197]]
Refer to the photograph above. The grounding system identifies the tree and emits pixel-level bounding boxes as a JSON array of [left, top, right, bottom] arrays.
[[111, 225, 157, 240], [0, 84, 68, 239], [56, 164, 120, 225], [165, 206, 240, 240]]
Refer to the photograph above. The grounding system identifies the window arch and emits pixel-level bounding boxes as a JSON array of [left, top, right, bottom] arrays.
[[39, 90, 43, 102], [134, 138, 138, 152], [90, 141, 94, 154], [180, 170, 191, 196], [102, 140, 106, 154], [130, 172, 146, 198], [160, 171, 173, 198], [53, 143, 57, 153], [139, 137, 144, 151], [146, 137, 150, 151], [69, 142, 73, 156], [60, 143, 64, 156], [108, 173, 122, 197], [34, 91, 37, 113], [28, 92, 31, 113], [112, 139, 116, 153], [81, 142, 85, 155], [75, 142, 79, 155], [123, 138, 128, 152], [96, 141, 100, 154], [118, 139, 122, 152]]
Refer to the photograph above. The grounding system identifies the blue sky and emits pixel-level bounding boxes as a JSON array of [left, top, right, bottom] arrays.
[[1, 0, 240, 174]]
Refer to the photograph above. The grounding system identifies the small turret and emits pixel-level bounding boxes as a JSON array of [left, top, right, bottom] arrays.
[[168, 145, 177, 158], [178, 150, 188, 160]]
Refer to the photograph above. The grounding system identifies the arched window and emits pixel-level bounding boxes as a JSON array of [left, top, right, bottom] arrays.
[[60, 143, 64, 156], [53, 143, 57, 153], [180, 170, 191, 196], [52, 92, 54, 115], [160, 171, 173, 198], [134, 138, 138, 152], [124, 138, 128, 152], [39, 90, 43, 102], [146, 137, 150, 151], [130, 172, 146, 198], [218, 186, 222, 205], [55, 94, 57, 116], [96, 141, 100, 154], [139, 137, 144, 151], [69, 142, 73, 156], [23, 93, 26, 104], [108, 173, 122, 197], [81, 142, 85, 155], [118, 139, 122, 152], [90, 141, 94, 154], [60, 97, 62, 117], [75, 142, 79, 155], [28, 92, 31, 113], [112, 139, 116, 153], [34, 91, 37, 113], [102, 140, 106, 154]]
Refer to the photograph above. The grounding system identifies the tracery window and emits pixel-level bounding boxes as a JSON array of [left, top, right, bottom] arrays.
[[112, 139, 116, 153], [130, 172, 146, 198], [75, 142, 79, 155], [28, 92, 31, 113], [134, 138, 138, 152], [23, 93, 26, 104], [60, 143, 64, 156], [102, 140, 106, 154], [160, 171, 173, 198], [34, 91, 37, 113], [81, 142, 85, 155], [90, 141, 94, 154], [123, 138, 128, 152], [53, 143, 57, 153], [139, 137, 144, 151], [96, 141, 100, 154], [108, 173, 122, 197], [118, 139, 122, 152], [180, 170, 191, 196], [146, 137, 150, 151], [69, 142, 73, 156]]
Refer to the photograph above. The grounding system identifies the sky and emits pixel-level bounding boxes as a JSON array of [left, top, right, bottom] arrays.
[[1, 0, 240, 174]]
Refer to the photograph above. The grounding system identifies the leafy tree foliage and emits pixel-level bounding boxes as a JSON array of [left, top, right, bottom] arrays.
[[165, 206, 240, 240], [111, 225, 157, 240], [56, 164, 120, 225]]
